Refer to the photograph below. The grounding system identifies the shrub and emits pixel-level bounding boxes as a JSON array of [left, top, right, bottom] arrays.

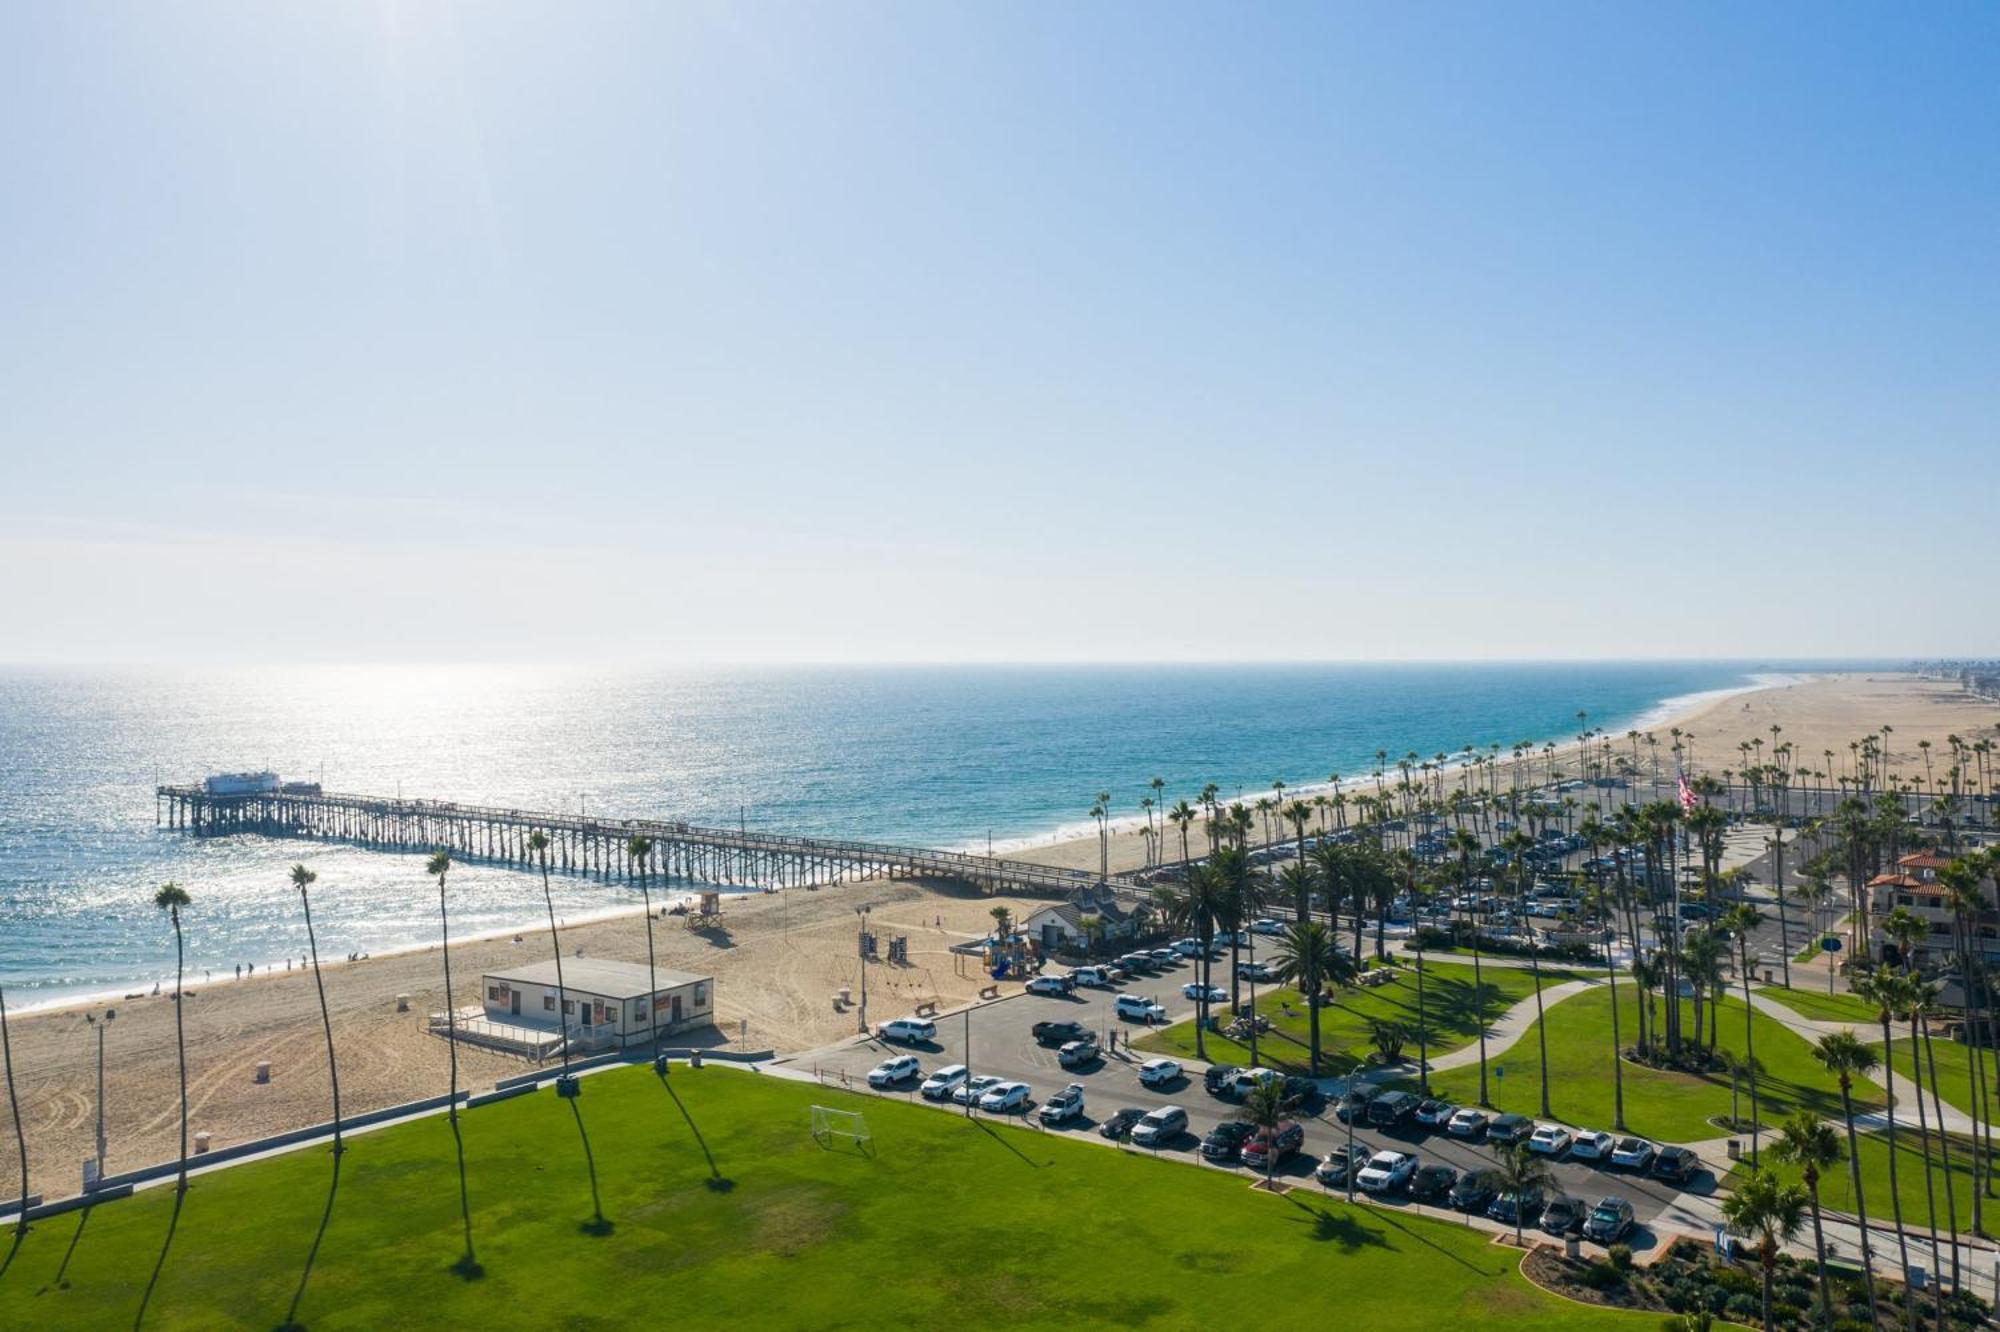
[[1723, 1292, 1759, 1321], [1582, 1261, 1625, 1291], [1608, 1243, 1634, 1271]]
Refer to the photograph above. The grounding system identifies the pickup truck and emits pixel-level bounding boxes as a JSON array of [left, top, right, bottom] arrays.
[[1038, 1083, 1086, 1125], [1032, 1019, 1090, 1046]]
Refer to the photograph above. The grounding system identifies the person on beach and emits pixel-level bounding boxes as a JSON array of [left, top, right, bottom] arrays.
[[235, 963, 241, 979]]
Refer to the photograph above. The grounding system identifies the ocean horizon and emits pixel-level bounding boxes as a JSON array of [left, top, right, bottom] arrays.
[[0, 659, 1889, 1007]]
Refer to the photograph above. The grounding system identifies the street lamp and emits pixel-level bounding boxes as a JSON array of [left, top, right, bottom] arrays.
[[85, 1008, 116, 1186], [855, 905, 872, 1035]]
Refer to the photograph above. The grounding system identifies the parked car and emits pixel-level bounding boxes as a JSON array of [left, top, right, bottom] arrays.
[[1368, 1090, 1420, 1129], [1446, 1108, 1491, 1139], [1610, 1137, 1656, 1171], [1356, 1150, 1418, 1193], [1413, 1098, 1457, 1129], [1409, 1163, 1458, 1202], [978, 1081, 1033, 1113], [1336, 1084, 1381, 1124], [919, 1064, 968, 1100], [1583, 1196, 1636, 1244], [1569, 1130, 1616, 1163], [1279, 1075, 1323, 1113], [1099, 1106, 1146, 1140], [1117, 952, 1159, 975], [1073, 966, 1115, 989], [1113, 994, 1167, 1024], [1527, 1124, 1574, 1157], [1314, 1146, 1355, 1187], [1539, 1194, 1586, 1236], [1172, 937, 1206, 957], [1200, 1121, 1257, 1163], [1181, 982, 1228, 1003], [1229, 1067, 1283, 1100], [1652, 1145, 1699, 1185], [1487, 1184, 1546, 1225], [866, 1054, 920, 1087], [1241, 1122, 1306, 1171], [1032, 1019, 1090, 1047], [1486, 1113, 1534, 1147], [951, 1074, 1003, 1106], [1026, 974, 1073, 996], [1251, 918, 1287, 936], [1237, 960, 1276, 982], [878, 1017, 936, 1044], [1130, 1105, 1188, 1147], [1137, 1057, 1183, 1088], [1203, 1064, 1244, 1095], [1038, 1083, 1086, 1125], [1148, 948, 1182, 967], [1449, 1169, 1501, 1213], [1058, 1038, 1101, 1069]]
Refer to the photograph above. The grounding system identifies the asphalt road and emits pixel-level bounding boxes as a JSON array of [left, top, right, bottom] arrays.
[[779, 952, 1713, 1249]]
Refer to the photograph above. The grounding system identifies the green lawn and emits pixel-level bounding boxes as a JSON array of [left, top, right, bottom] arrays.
[[1867, 1035, 2000, 1127], [1755, 987, 1880, 1026], [1739, 1127, 1994, 1241], [1426, 986, 1888, 1145], [0, 1064, 1655, 1330], [1133, 958, 1591, 1077]]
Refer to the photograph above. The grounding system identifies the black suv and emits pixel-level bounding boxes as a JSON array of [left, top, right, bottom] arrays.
[[1032, 1019, 1090, 1047], [1335, 1084, 1381, 1124], [1486, 1113, 1534, 1147], [1409, 1164, 1458, 1203], [1652, 1146, 1699, 1185], [1449, 1169, 1501, 1213], [1487, 1185, 1546, 1225], [1539, 1194, 1586, 1237], [1200, 1121, 1257, 1163]]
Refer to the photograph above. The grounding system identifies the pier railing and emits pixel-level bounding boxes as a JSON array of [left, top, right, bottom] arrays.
[[155, 784, 1148, 901]]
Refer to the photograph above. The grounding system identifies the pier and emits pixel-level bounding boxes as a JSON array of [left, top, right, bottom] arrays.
[[155, 784, 1140, 900]]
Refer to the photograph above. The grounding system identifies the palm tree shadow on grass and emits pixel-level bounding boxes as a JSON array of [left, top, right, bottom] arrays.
[[661, 1078, 734, 1193], [969, 1117, 1050, 1169], [0, 1217, 27, 1287], [568, 1100, 614, 1236], [276, 1150, 343, 1331], [133, 1185, 187, 1330], [49, 1204, 92, 1290], [447, 1116, 482, 1280], [1283, 1195, 1388, 1253]]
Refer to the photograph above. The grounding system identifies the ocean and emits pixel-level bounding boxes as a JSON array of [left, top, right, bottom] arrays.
[[0, 661, 1864, 1007]]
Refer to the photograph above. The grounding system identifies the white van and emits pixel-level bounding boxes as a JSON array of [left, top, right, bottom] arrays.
[[878, 1017, 937, 1043]]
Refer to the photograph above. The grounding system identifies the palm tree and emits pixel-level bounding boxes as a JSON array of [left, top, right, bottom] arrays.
[[1905, 974, 1957, 1302], [1723, 903, 1764, 1157], [1772, 1111, 1844, 1329], [1721, 1166, 1809, 1332], [428, 850, 463, 1120], [1501, 831, 1554, 1117], [1268, 920, 1355, 1076], [153, 882, 193, 1193], [527, 831, 573, 1075], [1494, 1142, 1552, 1246], [290, 863, 343, 1156], [0, 982, 24, 1238], [1858, 970, 1915, 1318], [1239, 1078, 1288, 1192], [628, 835, 662, 1056], [1813, 1031, 1881, 1329]]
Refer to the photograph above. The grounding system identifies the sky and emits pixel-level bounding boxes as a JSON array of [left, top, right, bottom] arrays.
[[2, 2, 1996, 664]]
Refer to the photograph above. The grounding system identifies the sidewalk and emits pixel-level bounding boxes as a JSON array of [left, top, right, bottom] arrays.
[[1748, 989, 1978, 1136]]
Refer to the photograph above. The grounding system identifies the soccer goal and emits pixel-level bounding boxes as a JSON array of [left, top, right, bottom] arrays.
[[810, 1104, 872, 1151]]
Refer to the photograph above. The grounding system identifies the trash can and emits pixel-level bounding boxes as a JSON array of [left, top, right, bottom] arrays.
[[1726, 1139, 1741, 1160], [1565, 1233, 1581, 1260]]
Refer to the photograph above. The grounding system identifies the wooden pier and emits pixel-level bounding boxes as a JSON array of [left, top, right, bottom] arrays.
[[155, 785, 1138, 900]]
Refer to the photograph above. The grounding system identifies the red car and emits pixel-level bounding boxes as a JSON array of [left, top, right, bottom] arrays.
[[1240, 1121, 1306, 1170]]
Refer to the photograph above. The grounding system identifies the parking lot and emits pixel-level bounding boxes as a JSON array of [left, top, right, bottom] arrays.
[[777, 948, 1713, 1249]]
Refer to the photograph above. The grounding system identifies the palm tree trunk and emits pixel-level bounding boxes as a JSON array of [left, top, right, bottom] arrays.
[[439, 882, 459, 1124], [0, 984, 25, 1232], [1838, 1081, 1882, 1331], [1472, 938, 1490, 1106], [1608, 953, 1625, 1130], [1415, 940, 1430, 1095], [300, 890, 342, 1155], [1805, 1180, 1834, 1330], [1907, 1015, 1946, 1328], [1920, 1017, 1960, 1288], [171, 912, 189, 1192], [1877, 1014, 1913, 1327], [1307, 982, 1322, 1078], [1529, 945, 1550, 1117], [540, 853, 571, 1074], [641, 871, 659, 1053], [1740, 942, 1759, 1159]]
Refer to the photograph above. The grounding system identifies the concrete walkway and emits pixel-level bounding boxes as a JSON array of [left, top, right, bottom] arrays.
[[1421, 978, 1602, 1074], [1748, 989, 1979, 1137]]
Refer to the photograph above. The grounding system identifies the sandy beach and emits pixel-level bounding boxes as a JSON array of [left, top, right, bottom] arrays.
[[0, 878, 1034, 1199]]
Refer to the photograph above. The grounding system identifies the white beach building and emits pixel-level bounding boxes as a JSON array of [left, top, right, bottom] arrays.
[[477, 958, 714, 1053]]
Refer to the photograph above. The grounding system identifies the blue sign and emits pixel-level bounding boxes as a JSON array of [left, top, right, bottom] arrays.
[[1821, 936, 1843, 953]]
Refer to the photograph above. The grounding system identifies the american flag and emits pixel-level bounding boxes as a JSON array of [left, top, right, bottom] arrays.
[[1676, 769, 1698, 812]]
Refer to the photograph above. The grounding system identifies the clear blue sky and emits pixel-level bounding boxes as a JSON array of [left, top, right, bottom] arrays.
[[3, 3, 1995, 663]]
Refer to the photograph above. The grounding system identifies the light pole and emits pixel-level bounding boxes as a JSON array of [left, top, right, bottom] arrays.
[[855, 905, 871, 1035], [85, 1008, 115, 1184]]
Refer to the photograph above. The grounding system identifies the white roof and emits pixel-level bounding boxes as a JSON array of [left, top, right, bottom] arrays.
[[485, 957, 709, 1000]]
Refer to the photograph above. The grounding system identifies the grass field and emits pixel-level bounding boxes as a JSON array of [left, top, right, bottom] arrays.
[[0, 1064, 1656, 1330], [1738, 1126, 1995, 1241], [1756, 987, 1880, 1026], [1132, 958, 1591, 1077], [1425, 986, 1889, 1144]]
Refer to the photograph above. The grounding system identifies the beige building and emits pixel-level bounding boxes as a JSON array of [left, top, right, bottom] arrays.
[[1867, 851, 1998, 968], [481, 957, 713, 1050]]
